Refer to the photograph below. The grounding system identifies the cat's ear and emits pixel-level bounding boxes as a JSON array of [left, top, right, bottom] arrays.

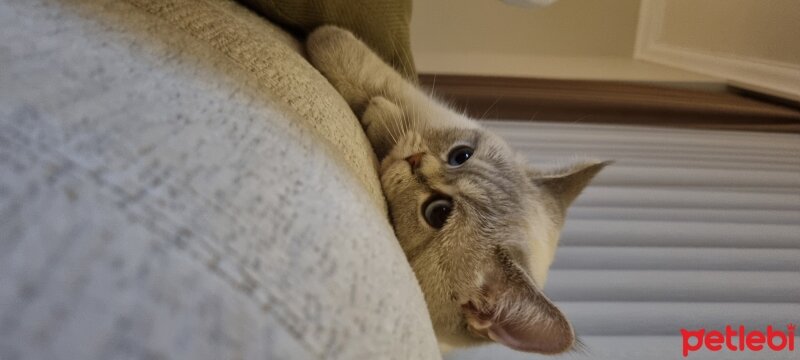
[[463, 252, 574, 354], [531, 160, 611, 212]]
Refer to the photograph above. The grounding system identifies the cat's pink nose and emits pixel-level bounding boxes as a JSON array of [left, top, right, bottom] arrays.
[[405, 152, 425, 169]]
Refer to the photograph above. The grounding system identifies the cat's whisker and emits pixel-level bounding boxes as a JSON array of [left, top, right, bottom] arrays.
[[406, 109, 414, 140], [479, 96, 503, 121], [378, 100, 399, 145], [387, 28, 415, 81], [378, 88, 403, 144], [395, 114, 406, 144], [398, 96, 408, 137], [396, 94, 410, 140], [390, 93, 407, 144], [405, 102, 413, 136], [381, 117, 397, 145], [570, 336, 591, 356]]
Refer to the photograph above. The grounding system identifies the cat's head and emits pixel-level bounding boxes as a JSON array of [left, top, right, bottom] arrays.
[[378, 119, 607, 354]]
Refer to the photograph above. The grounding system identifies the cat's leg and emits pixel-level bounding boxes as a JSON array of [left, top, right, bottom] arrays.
[[306, 26, 411, 116]]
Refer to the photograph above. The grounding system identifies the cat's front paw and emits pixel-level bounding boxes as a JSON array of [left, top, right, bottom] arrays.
[[306, 26, 373, 109], [306, 26, 352, 59], [306, 26, 364, 79]]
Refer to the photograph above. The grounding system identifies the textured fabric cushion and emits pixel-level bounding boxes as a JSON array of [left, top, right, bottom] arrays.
[[126, 0, 386, 208], [237, 0, 417, 81], [0, 0, 439, 358]]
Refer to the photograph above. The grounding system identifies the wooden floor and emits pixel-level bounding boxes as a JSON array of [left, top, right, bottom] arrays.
[[418, 74, 800, 133]]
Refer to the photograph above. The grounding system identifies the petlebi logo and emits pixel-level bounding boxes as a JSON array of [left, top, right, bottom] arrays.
[[681, 324, 796, 357]]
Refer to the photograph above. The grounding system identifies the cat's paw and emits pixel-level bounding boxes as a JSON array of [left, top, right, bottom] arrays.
[[306, 26, 365, 79], [306, 26, 373, 109], [306, 26, 351, 57]]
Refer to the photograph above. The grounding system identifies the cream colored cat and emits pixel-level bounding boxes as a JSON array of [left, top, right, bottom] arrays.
[[306, 26, 607, 354]]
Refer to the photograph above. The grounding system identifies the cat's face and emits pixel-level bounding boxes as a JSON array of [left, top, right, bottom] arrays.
[[378, 120, 605, 353], [303, 24, 605, 354]]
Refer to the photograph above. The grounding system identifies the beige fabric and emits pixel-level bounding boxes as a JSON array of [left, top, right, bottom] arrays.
[[237, 0, 417, 80], [128, 0, 386, 211]]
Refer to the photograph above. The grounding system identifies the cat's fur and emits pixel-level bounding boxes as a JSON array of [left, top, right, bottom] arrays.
[[306, 26, 607, 354]]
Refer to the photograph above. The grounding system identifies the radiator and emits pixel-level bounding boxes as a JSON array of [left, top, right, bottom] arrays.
[[447, 121, 800, 360]]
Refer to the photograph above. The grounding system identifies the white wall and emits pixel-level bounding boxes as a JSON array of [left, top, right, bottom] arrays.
[[410, 0, 719, 83], [659, 0, 800, 65], [412, 0, 640, 57]]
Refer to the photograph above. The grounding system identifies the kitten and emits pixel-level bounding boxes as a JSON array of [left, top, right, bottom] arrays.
[[306, 26, 607, 354]]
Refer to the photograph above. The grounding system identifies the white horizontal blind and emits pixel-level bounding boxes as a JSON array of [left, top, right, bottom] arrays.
[[447, 121, 800, 360]]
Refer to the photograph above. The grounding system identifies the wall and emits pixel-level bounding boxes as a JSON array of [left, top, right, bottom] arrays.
[[659, 0, 800, 65], [410, 0, 719, 84], [412, 0, 640, 58]]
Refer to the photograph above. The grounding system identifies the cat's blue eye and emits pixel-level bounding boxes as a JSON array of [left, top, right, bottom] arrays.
[[447, 146, 474, 166], [423, 196, 452, 229]]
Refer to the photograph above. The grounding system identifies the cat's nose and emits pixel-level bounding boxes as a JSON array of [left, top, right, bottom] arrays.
[[405, 152, 425, 170]]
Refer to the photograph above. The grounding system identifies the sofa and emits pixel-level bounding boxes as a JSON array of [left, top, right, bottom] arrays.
[[0, 0, 440, 358]]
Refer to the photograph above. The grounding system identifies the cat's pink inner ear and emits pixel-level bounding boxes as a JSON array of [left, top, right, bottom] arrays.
[[486, 307, 574, 354], [463, 277, 575, 354]]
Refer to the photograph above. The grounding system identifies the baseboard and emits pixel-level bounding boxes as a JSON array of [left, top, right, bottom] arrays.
[[417, 74, 800, 133], [637, 44, 800, 103]]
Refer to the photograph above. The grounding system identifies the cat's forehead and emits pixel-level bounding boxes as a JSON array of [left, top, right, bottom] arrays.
[[425, 127, 479, 149], [448, 156, 531, 230], [434, 127, 536, 246], [427, 127, 513, 157]]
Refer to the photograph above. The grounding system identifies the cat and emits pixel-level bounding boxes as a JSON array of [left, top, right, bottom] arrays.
[[306, 26, 608, 354]]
